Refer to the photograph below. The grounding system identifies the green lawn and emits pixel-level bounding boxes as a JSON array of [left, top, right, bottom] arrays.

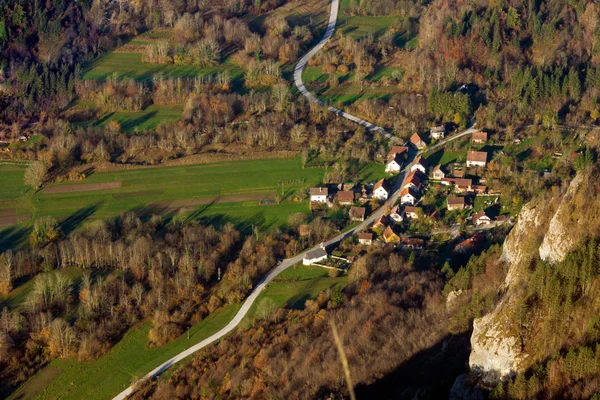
[[0, 157, 324, 233], [0, 163, 31, 202], [76, 104, 183, 133], [10, 304, 240, 400], [82, 53, 245, 83], [246, 264, 348, 321]]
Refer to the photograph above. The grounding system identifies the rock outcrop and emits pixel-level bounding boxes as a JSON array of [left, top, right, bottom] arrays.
[[469, 173, 589, 383], [538, 173, 585, 263]]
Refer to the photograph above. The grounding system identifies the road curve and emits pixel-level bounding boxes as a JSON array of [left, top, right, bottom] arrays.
[[112, 1, 476, 398], [293, 0, 393, 139]]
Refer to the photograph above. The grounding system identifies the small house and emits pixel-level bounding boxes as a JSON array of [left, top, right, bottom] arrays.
[[383, 226, 400, 243], [466, 151, 488, 168], [373, 179, 390, 200], [358, 232, 374, 246], [411, 155, 427, 175], [453, 168, 465, 178], [303, 246, 328, 265], [390, 205, 404, 222], [430, 125, 445, 140], [473, 210, 492, 225], [473, 185, 487, 194], [401, 238, 425, 250], [447, 196, 466, 211], [442, 178, 473, 193], [471, 131, 488, 143], [405, 206, 421, 219], [373, 215, 389, 229], [349, 206, 366, 222], [337, 191, 355, 205], [310, 187, 329, 203], [400, 187, 419, 205], [429, 210, 441, 221], [455, 233, 486, 254], [432, 164, 445, 180], [403, 170, 424, 193], [385, 153, 404, 174], [410, 133, 426, 150], [388, 145, 408, 158]]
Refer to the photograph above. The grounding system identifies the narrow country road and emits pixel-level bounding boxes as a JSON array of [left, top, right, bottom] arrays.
[[293, 0, 394, 140], [113, 1, 476, 398]]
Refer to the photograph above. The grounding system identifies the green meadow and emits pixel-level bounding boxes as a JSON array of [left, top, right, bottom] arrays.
[[75, 103, 183, 133], [0, 157, 325, 231], [9, 304, 240, 400], [82, 52, 245, 83]]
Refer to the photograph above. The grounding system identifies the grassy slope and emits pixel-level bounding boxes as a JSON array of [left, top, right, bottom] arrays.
[[10, 305, 240, 400], [0, 164, 31, 202], [82, 53, 245, 83], [13, 266, 347, 400], [76, 104, 183, 133]]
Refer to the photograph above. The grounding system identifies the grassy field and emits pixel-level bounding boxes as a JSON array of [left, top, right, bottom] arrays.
[[10, 304, 240, 400], [75, 103, 183, 133], [0, 157, 325, 232], [82, 52, 245, 84], [0, 163, 32, 202], [246, 264, 348, 321], [11, 264, 347, 400]]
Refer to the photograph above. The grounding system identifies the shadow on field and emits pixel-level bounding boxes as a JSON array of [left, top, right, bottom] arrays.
[[0, 225, 31, 253], [59, 203, 102, 236]]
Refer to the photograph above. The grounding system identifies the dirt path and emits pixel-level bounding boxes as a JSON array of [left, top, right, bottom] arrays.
[[41, 182, 121, 194]]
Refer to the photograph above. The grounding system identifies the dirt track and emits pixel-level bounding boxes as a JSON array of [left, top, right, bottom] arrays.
[[0, 214, 31, 227], [41, 182, 121, 194], [164, 192, 276, 208]]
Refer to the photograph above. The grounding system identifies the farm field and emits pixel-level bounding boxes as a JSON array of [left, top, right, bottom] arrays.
[[82, 52, 245, 84], [75, 103, 184, 133], [246, 264, 348, 321], [9, 304, 240, 400], [0, 157, 325, 230]]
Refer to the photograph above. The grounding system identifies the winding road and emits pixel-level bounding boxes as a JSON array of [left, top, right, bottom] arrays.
[[113, 2, 476, 398]]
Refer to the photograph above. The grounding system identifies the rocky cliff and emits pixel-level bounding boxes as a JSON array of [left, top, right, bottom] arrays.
[[469, 173, 589, 382]]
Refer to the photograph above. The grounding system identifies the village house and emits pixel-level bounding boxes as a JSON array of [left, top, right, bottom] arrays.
[[390, 205, 404, 222], [401, 237, 425, 250], [383, 226, 400, 243], [349, 206, 366, 222], [337, 190, 355, 205], [430, 125, 445, 140], [411, 155, 427, 174], [471, 131, 488, 144], [404, 206, 421, 219], [403, 170, 424, 193], [429, 210, 441, 221], [432, 164, 445, 180], [473, 210, 492, 225], [455, 233, 486, 254], [373, 179, 390, 200], [410, 133, 426, 150], [388, 145, 408, 159], [447, 196, 466, 211], [452, 168, 465, 178], [303, 246, 328, 265], [466, 150, 488, 168], [385, 153, 404, 174], [310, 187, 329, 203], [358, 232, 374, 246], [473, 185, 487, 194], [373, 215, 389, 229], [441, 178, 473, 193], [400, 187, 419, 205]]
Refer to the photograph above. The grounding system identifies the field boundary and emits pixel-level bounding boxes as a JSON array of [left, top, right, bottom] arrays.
[[41, 182, 121, 194]]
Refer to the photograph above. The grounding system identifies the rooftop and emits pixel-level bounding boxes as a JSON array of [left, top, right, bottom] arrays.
[[467, 150, 488, 163]]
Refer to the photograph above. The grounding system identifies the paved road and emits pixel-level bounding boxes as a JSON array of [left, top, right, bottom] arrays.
[[113, 1, 477, 397], [293, 0, 394, 140]]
